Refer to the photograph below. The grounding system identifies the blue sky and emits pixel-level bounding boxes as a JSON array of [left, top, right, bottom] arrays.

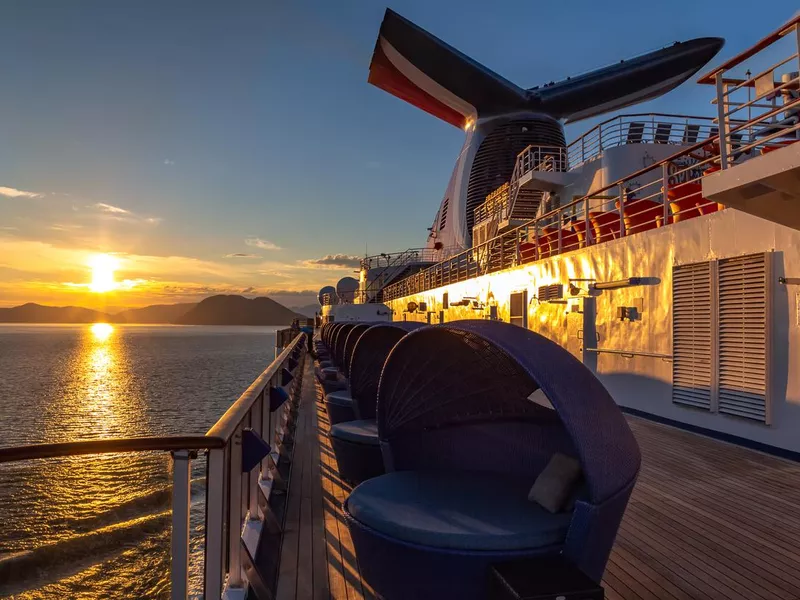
[[0, 0, 796, 308]]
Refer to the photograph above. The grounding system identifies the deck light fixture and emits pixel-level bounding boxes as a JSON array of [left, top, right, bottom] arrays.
[[591, 277, 659, 291]]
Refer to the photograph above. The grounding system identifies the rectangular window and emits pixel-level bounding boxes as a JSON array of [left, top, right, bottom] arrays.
[[510, 291, 528, 328]]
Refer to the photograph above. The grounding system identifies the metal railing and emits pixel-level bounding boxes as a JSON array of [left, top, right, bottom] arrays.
[[383, 124, 727, 301], [359, 248, 441, 271], [700, 15, 800, 168], [565, 113, 718, 169], [357, 247, 452, 303], [0, 333, 307, 600]]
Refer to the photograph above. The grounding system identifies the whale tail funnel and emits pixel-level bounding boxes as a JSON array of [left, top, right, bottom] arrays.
[[368, 8, 724, 127]]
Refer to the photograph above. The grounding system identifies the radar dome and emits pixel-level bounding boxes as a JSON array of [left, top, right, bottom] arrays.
[[336, 277, 359, 304], [318, 286, 337, 306]]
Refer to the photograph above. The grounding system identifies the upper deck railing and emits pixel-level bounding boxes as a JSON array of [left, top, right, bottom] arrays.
[[0, 332, 307, 600], [359, 248, 440, 271], [698, 14, 800, 167], [565, 113, 717, 168], [357, 247, 456, 303]]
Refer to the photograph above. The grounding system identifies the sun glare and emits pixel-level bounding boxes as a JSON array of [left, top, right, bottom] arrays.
[[88, 254, 119, 293], [90, 322, 114, 341]]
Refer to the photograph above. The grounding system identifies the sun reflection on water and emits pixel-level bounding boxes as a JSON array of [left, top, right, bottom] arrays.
[[90, 322, 114, 341]]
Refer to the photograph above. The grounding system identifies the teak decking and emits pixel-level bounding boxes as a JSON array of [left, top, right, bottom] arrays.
[[275, 360, 800, 600]]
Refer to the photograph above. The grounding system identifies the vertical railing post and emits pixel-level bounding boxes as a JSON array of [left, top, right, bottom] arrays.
[[584, 198, 591, 246], [662, 162, 670, 226], [227, 426, 244, 590], [795, 24, 800, 77], [715, 71, 729, 169], [171, 450, 192, 600], [204, 448, 225, 600], [557, 210, 563, 255], [249, 398, 262, 519], [618, 184, 626, 237]]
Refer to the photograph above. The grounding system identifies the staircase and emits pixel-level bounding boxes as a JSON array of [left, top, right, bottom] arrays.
[[504, 146, 566, 226]]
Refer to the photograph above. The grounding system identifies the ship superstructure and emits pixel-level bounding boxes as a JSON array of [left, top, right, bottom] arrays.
[[320, 12, 800, 457]]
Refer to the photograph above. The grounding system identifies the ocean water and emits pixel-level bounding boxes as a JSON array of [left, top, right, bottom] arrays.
[[0, 324, 281, 599]]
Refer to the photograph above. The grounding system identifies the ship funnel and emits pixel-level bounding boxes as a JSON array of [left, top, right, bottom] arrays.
[[369, 8, 723, 126]]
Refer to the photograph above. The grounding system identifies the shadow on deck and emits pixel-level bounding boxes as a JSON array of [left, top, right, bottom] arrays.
[[273, 359, 800, 600]]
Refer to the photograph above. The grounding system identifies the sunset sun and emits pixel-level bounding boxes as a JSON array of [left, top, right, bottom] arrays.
[[88, 254, 119, 293]]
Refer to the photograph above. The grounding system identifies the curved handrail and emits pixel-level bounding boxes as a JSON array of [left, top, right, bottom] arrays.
[[207, 332, 303, 440], [0, 332, 306, 463], [0, 435, 223, 463]]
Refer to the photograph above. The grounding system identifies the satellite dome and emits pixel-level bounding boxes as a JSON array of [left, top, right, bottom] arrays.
[[336, 277, 359, 304], [318, 285, 337, 306]]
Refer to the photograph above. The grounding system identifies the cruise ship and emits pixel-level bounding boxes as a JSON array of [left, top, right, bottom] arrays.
[[2, 8, 800, 600]]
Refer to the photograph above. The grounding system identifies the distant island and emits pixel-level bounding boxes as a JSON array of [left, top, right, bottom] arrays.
[[0, 295, 307, 326]]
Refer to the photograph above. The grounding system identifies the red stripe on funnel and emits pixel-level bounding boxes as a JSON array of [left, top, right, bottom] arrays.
[[369, 40, 467, 129]]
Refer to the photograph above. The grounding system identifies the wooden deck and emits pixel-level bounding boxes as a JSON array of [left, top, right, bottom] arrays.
[[275, 360, 800, 600]]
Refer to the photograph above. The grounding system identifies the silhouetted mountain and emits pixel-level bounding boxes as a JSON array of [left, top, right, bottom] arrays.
[[0, 303, 111, 323], [174, 295, 304, 325], [114, 303, 196, 324], [290, 304, 320, 318], [0, 296, 303, 325]]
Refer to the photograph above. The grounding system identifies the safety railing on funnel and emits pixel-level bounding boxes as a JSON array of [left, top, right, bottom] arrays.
[[0, 333, 307, 600]]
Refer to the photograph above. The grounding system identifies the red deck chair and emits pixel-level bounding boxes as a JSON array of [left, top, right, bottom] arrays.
[[571, 217, 591, 247], [619, 198, 663, 235], [589, 211, 623, 243], [666, 182, 703, 223], [538, 226, 560, 258], [519, 242, 537, 263]]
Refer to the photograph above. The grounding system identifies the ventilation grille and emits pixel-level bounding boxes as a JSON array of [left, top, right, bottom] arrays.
[[537, 284, 563, 302], [717, 253, 769, 421], [466, 118, 565, 235], [672, 262, 713, 410], [440, 198, 449, 230]]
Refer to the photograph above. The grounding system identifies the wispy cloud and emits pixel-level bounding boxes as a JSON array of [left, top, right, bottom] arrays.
[[163, 159, 175, 166], [90, 203, 161, 225], [304, 254, 361, 269], [245, 237, 281, 251], [93, 202, 131, 215], [225, 253, 260, 259], [0, 186, 42, 199]]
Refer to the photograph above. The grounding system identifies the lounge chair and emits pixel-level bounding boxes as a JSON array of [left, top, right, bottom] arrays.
[[329, 322, 425, 484], [344, 320, 640, 600], [325, 323, 374, 424]]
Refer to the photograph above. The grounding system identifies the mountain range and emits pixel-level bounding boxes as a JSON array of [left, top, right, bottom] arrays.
[[0, 295, 307, 326]]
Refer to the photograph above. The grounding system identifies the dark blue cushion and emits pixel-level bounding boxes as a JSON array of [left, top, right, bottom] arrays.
[[319, 360, 333, 368], [330, 419, 379, 445], [346, 471, 571, 551], [326, 390, 353, 407]]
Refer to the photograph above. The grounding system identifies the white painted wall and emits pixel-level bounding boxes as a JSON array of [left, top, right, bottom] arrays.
[[387, 208, 800, 453]]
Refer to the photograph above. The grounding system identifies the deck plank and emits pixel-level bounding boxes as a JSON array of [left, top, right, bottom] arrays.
[[276, 359, 800, 599]]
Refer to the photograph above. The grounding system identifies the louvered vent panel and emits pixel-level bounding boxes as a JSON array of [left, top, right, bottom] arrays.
[[672, 262, 712, 409], [440, 198, 449, 230], [717, 253, 769, 422]]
